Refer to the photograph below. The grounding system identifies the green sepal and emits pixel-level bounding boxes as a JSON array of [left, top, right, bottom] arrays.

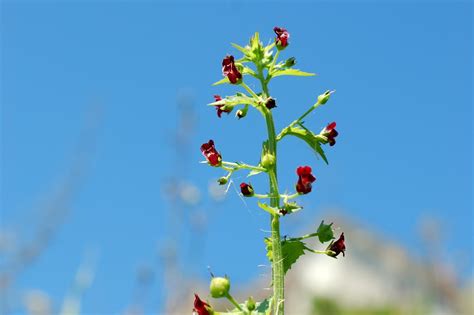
[[257, 202, 278, 215], [316, 220, 335, 243], [264, 238, 308, 275], [212, 77, 230, 86], [270, 68, 315, 78], [282, 201, 303, 214]]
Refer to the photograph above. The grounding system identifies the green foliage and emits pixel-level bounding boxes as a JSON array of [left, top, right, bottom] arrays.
[[270, 68, 315, 78], [265, 238, 307, 275], [317, 221, 335, 243], [283, 126, 329, 164]]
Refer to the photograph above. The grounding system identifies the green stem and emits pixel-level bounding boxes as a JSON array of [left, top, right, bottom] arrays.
[[264, 110, 284, 315], [275, 100, 324, 141], [305, 248, 331, 255], [221, 161, 266, 172], [290, 232, 319, 242], [257, 53, 283, 315], [225, 293, 244, 313], [241, 82, 260, 99]]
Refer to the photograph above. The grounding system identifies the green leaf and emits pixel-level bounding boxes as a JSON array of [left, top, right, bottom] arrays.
[[285, 127, 329, 164], [212, 77, 230, 86], [208, 95, 257, 107], [221, 298, 272, 315], [264, 238, 307, 275], [271, 68, 315, 78], [316, 220, 335, 243], [257, 202, 278, 215], [247, 169, 263, 177], [255, 297, 272, 315], [231, 43, 248, 54]]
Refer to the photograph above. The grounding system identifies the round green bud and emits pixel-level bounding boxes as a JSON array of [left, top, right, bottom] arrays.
[[217, 177, 228, 185], [246, 296, 256, 311], [261, 153, 275, 169], [210, 276, 230, 298], [317, 90, 333, 105]]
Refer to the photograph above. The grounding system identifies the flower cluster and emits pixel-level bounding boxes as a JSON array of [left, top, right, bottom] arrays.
[[198, 27, 345, 315]]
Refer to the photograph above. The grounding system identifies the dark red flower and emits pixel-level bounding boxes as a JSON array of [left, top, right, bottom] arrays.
[[328, 233, 346, 258], [214, 95, 231, 118], [295, 166, 316, 194], [200, 140, 222, 166], [274, 27, 290, 49], [193, 294, 211, 315], [265, 98, 277, 109], [240, 182, 254, 197], [323, 121, 339, 146], [222, 55, 242, 84]]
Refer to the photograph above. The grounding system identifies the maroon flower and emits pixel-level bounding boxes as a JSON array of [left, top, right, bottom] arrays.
[[214, 95, 231, 118], [322, 122, 339, 146], [193, 294, 211, 315], [265, 97, 277, 109], [295, 166, 316, 194], [200, 140, 222, 166], [240, 182, 254, 197], [222, 55, 242, 84], [328, 233, 346, 258], [274, 27, 290, 49]]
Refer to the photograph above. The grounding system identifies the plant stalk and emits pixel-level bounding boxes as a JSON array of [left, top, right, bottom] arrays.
[[264, 110, 284, 315]]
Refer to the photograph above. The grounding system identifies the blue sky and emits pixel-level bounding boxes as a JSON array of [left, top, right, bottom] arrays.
[[1, 1, 472, 314]]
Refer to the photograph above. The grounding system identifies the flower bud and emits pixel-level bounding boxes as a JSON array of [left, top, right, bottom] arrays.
[[317, 90, 334, 105], [194, 294, 213, 315], [326, 233, 346, 258], [265, 97, 276, 109], [236, 107, 248, 119], [210, 276, 230, 298], [240, 183, 254, 197], [217, 177, 228, 185], [246, 296, 256, 311], [261, 153, 275, 169], [274, 27, 290, 50], [284, 57, 296, 67]]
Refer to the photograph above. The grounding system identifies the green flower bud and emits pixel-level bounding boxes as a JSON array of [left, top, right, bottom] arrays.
[[236, 105, 248, 119], [317, 90, 334, 105], [284, 57, 296, 68], [261, 153, 275, 169], [217, 177, 228, 185], [210, 276, 230, 298], [246, 296, 256, 311]]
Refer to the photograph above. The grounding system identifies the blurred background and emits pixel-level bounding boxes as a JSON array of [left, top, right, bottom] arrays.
[[1, 1, 472, 314]]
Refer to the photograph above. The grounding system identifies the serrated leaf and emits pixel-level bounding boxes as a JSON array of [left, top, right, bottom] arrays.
[[212, 77, 230, 86], [271, 68, 315, 78], [255, 298, 272, 314], [317, 220, 335, 243], [258, 202, 278, 215], [264, 238, 307, 275]]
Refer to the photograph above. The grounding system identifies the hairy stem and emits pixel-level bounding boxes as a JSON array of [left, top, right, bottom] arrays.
[[264, 109, 284, 315]]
